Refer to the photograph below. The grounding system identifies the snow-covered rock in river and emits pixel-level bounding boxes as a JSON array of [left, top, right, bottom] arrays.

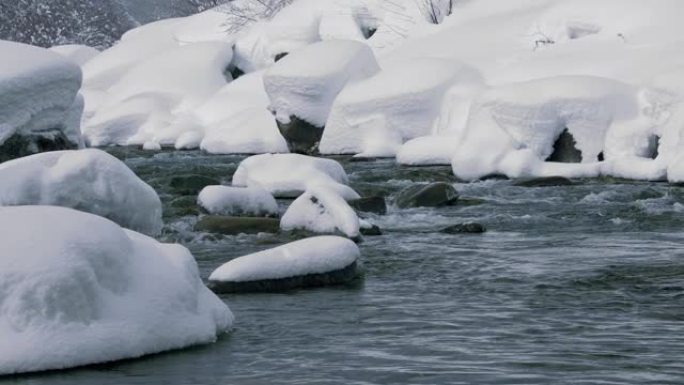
[[0, 149, 162, 235], [0, 40, 83, 162], [264, 39, 379, 154], [280, 186, 361, 240], [198, 185, 278, 217], [450, 76, 661, 181], [0, 206, 233, 375], [208, 236, 360, 293], [319, 59, 478, 157], [232, 153, 359, 199]]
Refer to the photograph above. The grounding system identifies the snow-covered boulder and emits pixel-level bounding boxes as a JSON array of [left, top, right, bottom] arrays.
[[0, 40, 83, 162], [264, 39, 379, 154], [49, 45, 100, 65], [0, 149, 162, 235], [208, 236, 360, 293], [0, 206, 233, 375], [450, 76, 659, 181], [319, 59, 476, 157], [232, 153, 359, 199], [396, 135, 460, 166], [281, 186, 360, 239], [83, 42, 233, 148], [198, 185, 278, 217], [194, 71, 288, 154]]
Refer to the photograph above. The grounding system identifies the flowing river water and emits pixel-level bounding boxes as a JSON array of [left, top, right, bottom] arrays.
[[10, 148, 684, 384]]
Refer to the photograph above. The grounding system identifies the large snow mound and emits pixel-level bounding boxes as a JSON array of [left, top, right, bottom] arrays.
[[281, 186, 360, 239], [232, 153, 359, 199], [0, 149, 163, 235], [263, 39, 380, 127], [319, 59, 478, 156], [0, 206, 233, 375], [0, 40, 82, 151], [209, 235, 360, 283], [198, 185, 278, 217], [49, 45, 100, 66]]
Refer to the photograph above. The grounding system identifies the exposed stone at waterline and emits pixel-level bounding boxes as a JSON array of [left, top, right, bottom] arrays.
[[395, 182, 458, 208], [208, 261, 359, 294], [349, 196, 387, 215], [514, 176, 574, 187], [276, 115, 325, 155], [0, 130, 78, 163], [440, 223, 486, 234], [195, 216, 280, 235], [546, 129, 582, 163], [360, 224, 382, 236], [169, 175, 220, 195]]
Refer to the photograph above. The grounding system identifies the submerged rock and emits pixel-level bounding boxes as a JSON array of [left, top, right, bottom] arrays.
[[276, 115, 325, 155], [514, 176, 574, 187], [395, 182, 458, 208], [349, 196, 387, 215], [440, 223, 486, 234], [208, 236, 360, 293], [169, 175, 220, 195], [195, 216, 280, 235], [360, 224, 382, 236]]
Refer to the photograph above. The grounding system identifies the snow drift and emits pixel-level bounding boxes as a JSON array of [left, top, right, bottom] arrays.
[[0, 206, 233, 375]]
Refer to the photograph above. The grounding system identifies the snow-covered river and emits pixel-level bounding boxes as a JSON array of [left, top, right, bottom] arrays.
[[17, 148, 684, 384]]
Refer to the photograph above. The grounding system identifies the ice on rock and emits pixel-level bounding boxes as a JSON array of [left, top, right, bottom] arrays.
[[263, 39, 380, 128], [232, 153, 359, 199], [198, 185, 279, 217], [208, 236, 360, 293], [0, 149, 163, 236], [0, 40, 83, 159], [281, 186, 361, 239], [0, 206, 233, 375], [319, 59, 476, 156]]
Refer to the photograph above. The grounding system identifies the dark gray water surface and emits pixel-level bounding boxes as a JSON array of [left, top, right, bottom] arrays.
[[10, 148, 684, 384]]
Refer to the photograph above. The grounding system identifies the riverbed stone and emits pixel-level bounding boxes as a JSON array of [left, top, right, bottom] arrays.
[[395, 182, 458, 208], [349, 196, 387, 215], [195, 216, 280, 235], [440, 223, 486, 234], [208, 261, 359, 293], [276, 115, 325, 155], [514, 176, 574, 187]]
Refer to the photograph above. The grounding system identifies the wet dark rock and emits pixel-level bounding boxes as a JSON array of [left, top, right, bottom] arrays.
[[440, 223, 486, 234], [650, 135, 660, 160], [349, 196, 387, 215], [0, 130, 78, 163], [208, 261, 359, 293], [546, 129, 582, 163], [514, 176, 574, 187], [597, 151, 605, 162], [395, 182, 459, 208], [362, 27, 377, 39], [195, 216, 280, 235], [274, 52, 289, 62], [167, 196, 200, 217], [169, 175, 220, 195], [360, 224, 382, 236], [276, 115, 325, 155]]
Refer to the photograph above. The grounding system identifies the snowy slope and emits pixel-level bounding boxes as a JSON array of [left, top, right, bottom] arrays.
[[0, 206, 232, 375]]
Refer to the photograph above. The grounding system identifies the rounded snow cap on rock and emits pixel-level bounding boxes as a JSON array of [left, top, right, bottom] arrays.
[[209, 236, 360, 291], [0, 206, 232, 375]]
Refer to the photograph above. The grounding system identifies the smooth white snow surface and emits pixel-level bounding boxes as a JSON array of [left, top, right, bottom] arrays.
[[198, 185, 278, 217], [0, 149, 163, 235], [0, 40, 82, 147], [209, 236, 359, 282], [49, 45, 100, 65], [232, 153, 359, 199], [281, 186, 360, 238], [264, 39, 380, 127], [0, 206, 233, 375]]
